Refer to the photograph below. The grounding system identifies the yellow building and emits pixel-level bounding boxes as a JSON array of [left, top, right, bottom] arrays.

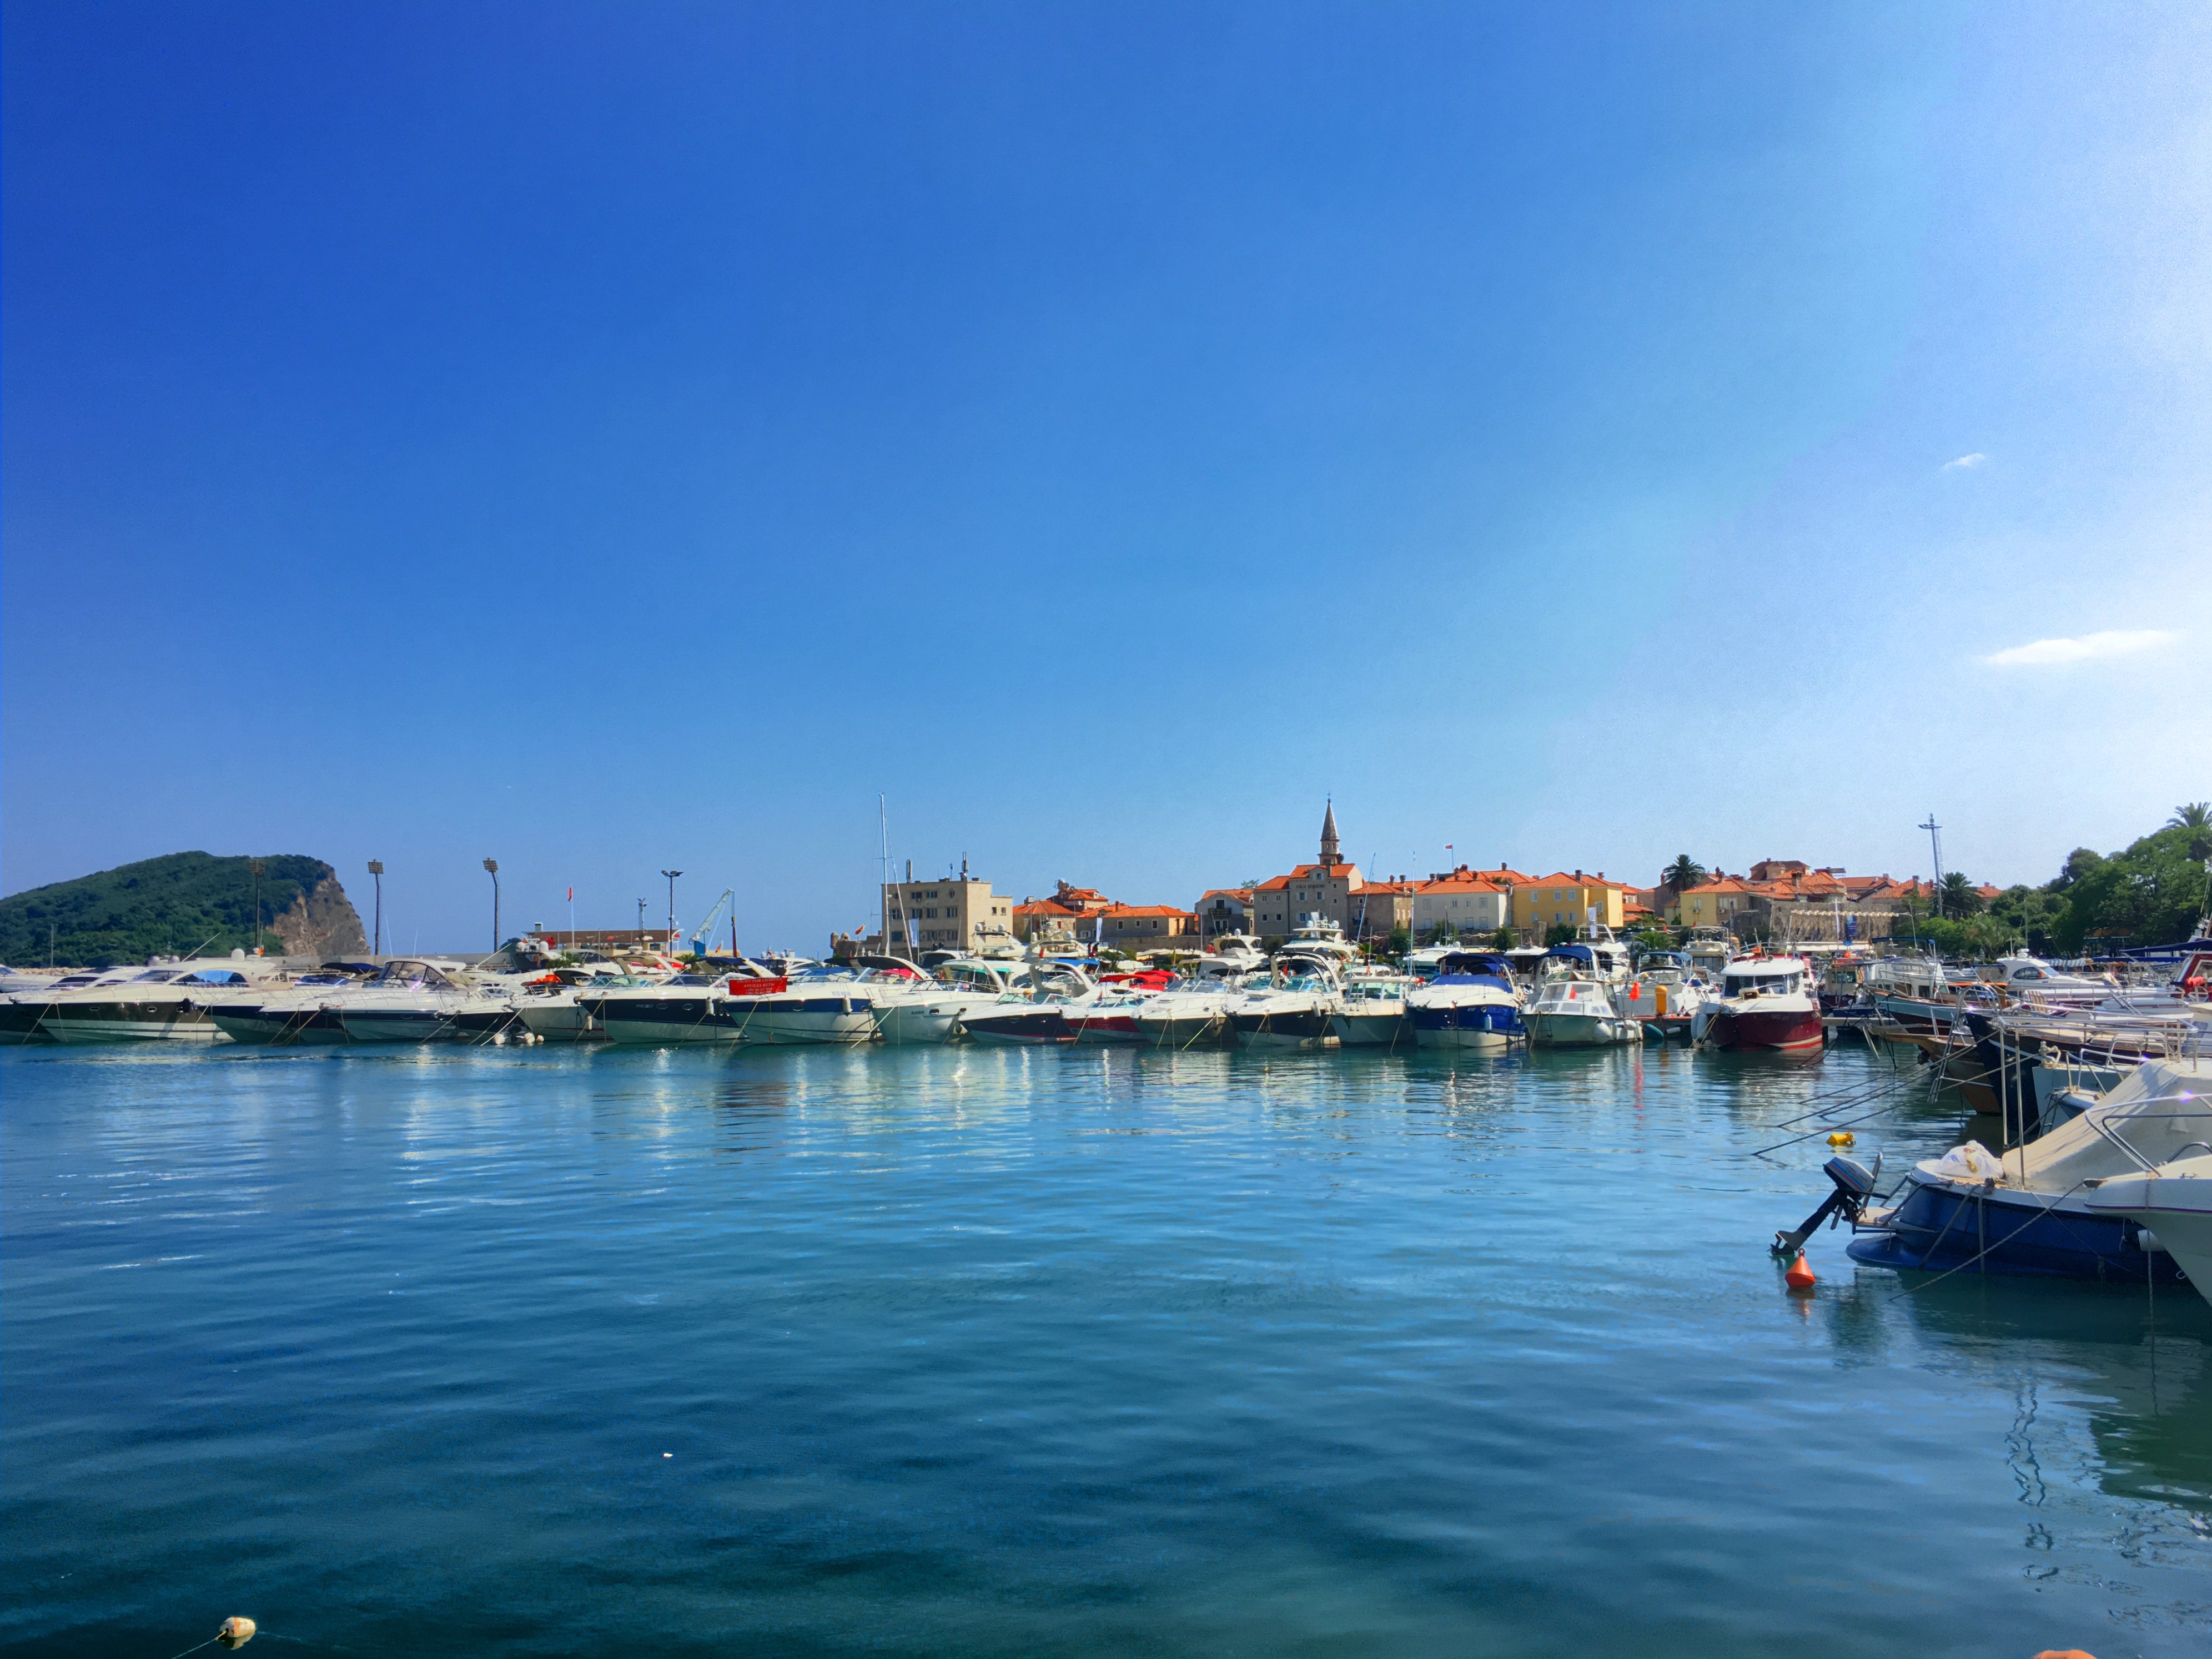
[[1511, 872, 1628, 941]]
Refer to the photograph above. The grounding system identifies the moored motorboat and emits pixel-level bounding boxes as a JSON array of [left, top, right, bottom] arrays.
[[1405, 951, 1525, 1052], [1702, 956, 1823, 1052], [1525, 946, 1640, 1046], [2085, 1152, 2212, 1311], [1228, 959, 1343, 1050], [1615, 954, 1705, 1041], [871, 957, 1019, 1045], [1, 965, 149, 1043], [1842, 1058, 2210, 1284], [41, 959, 286, 1044], [1331, 969, 1410, 1048]]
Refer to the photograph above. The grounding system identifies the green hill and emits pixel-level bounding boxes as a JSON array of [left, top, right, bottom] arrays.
[[0, 852, 368, 968]]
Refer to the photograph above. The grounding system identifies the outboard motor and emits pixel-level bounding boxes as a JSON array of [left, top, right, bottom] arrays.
[[1772, 1154, 1882, 1255]]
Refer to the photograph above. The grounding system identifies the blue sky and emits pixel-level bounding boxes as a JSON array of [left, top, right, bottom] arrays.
[[5, 2, 2206, 951]]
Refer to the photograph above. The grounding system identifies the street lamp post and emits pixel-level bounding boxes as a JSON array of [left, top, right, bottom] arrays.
[[484, 859, 500, 952], [249, 858, 265, 956], [367, 861, 385, 956], [661, 869, 683, 953], [637, 898, 647, 941]]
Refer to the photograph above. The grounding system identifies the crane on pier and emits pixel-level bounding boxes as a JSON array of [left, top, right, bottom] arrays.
[[688, 888, 736, 958]]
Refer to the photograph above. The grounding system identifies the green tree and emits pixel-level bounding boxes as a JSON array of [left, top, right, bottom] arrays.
[[1386, 924, 1412, 957], [1662, 854, 1706, 891], [2054, 821, 2209, 952], [2054, 847, 2105, 889], [1938, 871, 1983, 918], [1544, 923, 1580, 947], [1491, 927, 1516, 951], [2168, 801, 2211, 848]]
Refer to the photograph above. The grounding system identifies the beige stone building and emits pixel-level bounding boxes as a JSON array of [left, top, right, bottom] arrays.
[[881, 863, 1015, 954], [1412, 868, 1512, 938]]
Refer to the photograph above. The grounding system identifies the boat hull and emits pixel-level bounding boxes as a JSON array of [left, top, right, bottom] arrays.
[[1407, 1003, 1524, 1051], [599, 996, 745, 1045], [208, 1003, 354, 1045], [42, 1003, 230, 1043], [962, 1009, 1073, 1045], [1848, 1176, 2186, 1284], [1230, 1006, 1338, 1050], [1706, 1004, 1823, 1052], [340, 1007, 462, 1043], [0, 1000, 57, 1043], [516, 1000, 602, 1042], [1527, 1012, 1640, 1047], [1067, 1010, 1146, 1045], [724, 995, 878, 1045], [1330, 1009, 1407, 1048], [1132, 1012, 1229, 1049]]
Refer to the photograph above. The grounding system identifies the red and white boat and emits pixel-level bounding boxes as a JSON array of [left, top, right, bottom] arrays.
[[1703, 956, 1823, 1052]]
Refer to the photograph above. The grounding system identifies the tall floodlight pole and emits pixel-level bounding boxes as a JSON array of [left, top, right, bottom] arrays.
[[484, 858, 500, 952], [662, 869, 683, 953], [367, 861, 385, 955], [1917, 813, 1944, 913]]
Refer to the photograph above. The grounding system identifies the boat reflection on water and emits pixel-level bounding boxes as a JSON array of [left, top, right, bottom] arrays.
[[1866, 1273, 2212, 1519]]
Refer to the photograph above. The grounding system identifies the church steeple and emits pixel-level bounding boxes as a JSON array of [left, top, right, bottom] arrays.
[[1320, 798, 1340, 867]]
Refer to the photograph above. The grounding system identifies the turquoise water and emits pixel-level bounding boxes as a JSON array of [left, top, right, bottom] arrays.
[[4, 1041, 2208, 1658]]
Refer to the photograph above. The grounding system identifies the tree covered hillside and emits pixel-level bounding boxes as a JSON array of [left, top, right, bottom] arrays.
[[0, 852, 366, 967]]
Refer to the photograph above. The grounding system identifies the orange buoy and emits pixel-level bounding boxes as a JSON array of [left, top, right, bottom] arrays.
[[218, 1617, 257, 1648], [1784, 1253, 1817, 1290], [2030, 1651, 2098, 1659]]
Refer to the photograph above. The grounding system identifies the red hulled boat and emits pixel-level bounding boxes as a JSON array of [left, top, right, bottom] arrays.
[[1705, 956, 1824, 1052]]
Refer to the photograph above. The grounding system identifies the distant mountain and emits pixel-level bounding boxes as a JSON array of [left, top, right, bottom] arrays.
[[0, 852, 368, 968]]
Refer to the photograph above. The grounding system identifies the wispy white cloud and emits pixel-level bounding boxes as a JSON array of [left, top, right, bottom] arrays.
[[1981, 629, 2177, 667], [1942, 452, 1986, 470]]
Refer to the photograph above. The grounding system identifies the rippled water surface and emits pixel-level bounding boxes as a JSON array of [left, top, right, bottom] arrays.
[[4, 1040, 2208, 1657]]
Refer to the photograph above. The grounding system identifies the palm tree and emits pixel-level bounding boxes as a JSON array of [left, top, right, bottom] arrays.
[[1939, 871, 1983, 919], [2169, 802, 2211, 861], [1662, 854, 1706, 891]]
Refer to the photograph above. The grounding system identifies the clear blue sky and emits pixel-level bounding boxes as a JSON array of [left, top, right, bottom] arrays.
[[5, 2, 2206, 951]]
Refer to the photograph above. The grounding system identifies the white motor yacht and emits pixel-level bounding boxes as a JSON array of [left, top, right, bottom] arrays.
[[1203, 932, 1268, 974], [1129, 977, 1247, 1049], [0, 964, 147, 1043], [1228, 956, 1344, 1050], [336, 959, 490, 1043], [513, 969, 666, 1042], [1331, 969, 1411, 1048], [41, 958, 289, 1044], [1405, 950, 1527, 1051], [206, 964, 384, 1044], [872, 957, 1020, 1044], [1525, 945, 1642, 1047], [960, 963, 1097, 1045], [1615, 958, 1706, 1040], [718, 967, 883, 1045], [594, 972, 758, 1045]]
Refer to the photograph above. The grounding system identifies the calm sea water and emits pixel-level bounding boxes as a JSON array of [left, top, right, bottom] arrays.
[[3, 1040, 2208, 1658]]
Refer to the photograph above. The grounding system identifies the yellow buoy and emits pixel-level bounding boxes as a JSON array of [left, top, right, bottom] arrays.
[[218, 1618, 257, 1648], [1827, 1131, 1855, 1148]]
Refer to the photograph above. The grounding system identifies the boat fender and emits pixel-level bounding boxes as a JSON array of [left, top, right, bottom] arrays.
[[2130, 1226, 2165, 1254], [219, 1618, 257, 1647]]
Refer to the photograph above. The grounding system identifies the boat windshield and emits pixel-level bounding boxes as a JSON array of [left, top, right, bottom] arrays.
[[1726, 972, 1801, 996], [127, 969, 185, 983]]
